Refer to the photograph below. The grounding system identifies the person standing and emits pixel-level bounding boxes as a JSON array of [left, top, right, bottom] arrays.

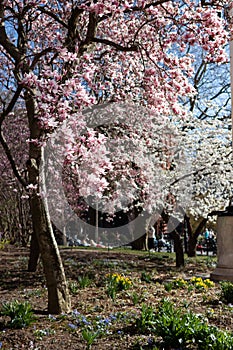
[[147, 226, 157, 251]]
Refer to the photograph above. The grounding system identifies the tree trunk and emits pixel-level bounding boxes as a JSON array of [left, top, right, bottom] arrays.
[[130, 233, 147, 250], [170, 231, 184, 267], [28, 231, 40, 272], [25, 91, 71, 314], [187, 217, 207, 257], [187, 235, 198, 258], [29, 188, 71, 314]]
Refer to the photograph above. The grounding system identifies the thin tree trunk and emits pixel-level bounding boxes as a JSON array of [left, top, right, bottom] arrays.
[[187, 217, 207, 257], [28, 231, 40, 272], [170, 230, 184, 267], [29, 188, 71, 313], [130, 233, 147, 250], [161, 211, 185, 267], [25, 91, 71, 314]]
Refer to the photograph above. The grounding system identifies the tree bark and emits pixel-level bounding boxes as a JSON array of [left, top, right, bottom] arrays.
[[170, 230, 184, 267], [29, 188, 71, 314], [130, 233, 147, 250], [187, 217, 207, 257], [25, 91, 71, 314], [28, 231, 40, 272]]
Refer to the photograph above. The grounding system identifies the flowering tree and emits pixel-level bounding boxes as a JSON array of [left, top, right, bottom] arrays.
[[0, 0, 231, 311], [179, 44, 232, 256]]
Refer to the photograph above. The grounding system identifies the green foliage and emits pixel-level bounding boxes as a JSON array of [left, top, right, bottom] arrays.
[[193, 325, 233, 350], [34, 328, 56, 340], [135, 299, 233, 349], [68, 275, 93, 293], [140, 271, 152, 283], [164, 278, 188, 291], [1, 300, 34, 329], [77, 275, 93, 289], [135, 304, 155, 334], [220, 281, 233, 304], [0, 239, 10, 250], [153, 299, 203, 348], [106, 273, 132, 300], [130, 291, 142, 305], [69, 281, 79, 295], [163, 281, 173, 292], [81, 328, 99, 349]]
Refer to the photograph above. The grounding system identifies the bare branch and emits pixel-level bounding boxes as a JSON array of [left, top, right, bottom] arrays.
[[0, 13, 21, 64], [0, 86, 23, 125], [37, 6, 68, 29], [92, 37, 138, 52], [31, 47, 57, 69], [170, 150, 232, 188], [0, 128, 27, 188]]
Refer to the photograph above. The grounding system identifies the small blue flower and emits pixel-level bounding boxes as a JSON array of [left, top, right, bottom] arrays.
[[147, 337, 154, 346], [103, 318, 111, 325], [117, 330, 122, 334], [0, 342, 2, 349], [72, 309, 80, 316], [110, 314, 117, 321], [48, 314, 56, 321], [81, 316, 91, 325], [68, 323, 77, 330]]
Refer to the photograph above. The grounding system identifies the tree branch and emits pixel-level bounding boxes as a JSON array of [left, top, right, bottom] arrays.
[[0, 128, 27, 188], [167, 146, 232, 190], [194, 217, 208, 239], [92, 37, 138, 52], [31, 47, 56, 69], [38, 6, 68, 29], [66, 6, 84, 52], [0, 86, 23, 125], [0, 2, 22, 63]]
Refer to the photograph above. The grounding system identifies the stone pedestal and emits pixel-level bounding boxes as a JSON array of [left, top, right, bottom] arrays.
[[210, 215, 233, 282]]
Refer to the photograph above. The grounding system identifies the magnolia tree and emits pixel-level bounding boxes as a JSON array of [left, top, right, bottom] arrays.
[[180, 42, 232, 255], [49, 106, 232, 265], [0, 0, 231, 312], [180, 115, 232, 256]]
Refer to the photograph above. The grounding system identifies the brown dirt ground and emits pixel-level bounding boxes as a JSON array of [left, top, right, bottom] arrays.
[[0, 246, 232, 349]]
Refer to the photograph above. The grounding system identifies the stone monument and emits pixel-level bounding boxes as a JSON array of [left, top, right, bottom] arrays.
[[210, 202, 233, 282]]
